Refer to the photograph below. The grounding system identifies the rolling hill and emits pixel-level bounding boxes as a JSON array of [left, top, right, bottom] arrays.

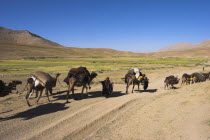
[[158, 42, 196, 52], [1, 27, 210, 59], [154, 39, 210, 58], [0, 27, 62, 47], [0, 27, 144, 60]]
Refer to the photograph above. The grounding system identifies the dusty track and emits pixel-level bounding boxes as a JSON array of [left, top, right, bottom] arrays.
[[0, 67, 210, 140]]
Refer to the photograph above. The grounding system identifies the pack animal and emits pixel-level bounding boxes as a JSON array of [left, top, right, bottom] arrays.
[[164, 75, 179, 89], [124, 69, 148, 93], [0, 80, 22, 97], [190, 72, 206, 83], [26, 71, 60, 106], [181, 73, 191, 86], [64, 67, 97, 103]]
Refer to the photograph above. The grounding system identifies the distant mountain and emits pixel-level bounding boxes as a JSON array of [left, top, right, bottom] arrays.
[[0, 27, 62, 47], [196, 39, 210, 48], [152, 39, 210, 58], [158, 42, 196, 52]]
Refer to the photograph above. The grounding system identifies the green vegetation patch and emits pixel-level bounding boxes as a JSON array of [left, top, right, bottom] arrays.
[[0, 57, 207, 75]]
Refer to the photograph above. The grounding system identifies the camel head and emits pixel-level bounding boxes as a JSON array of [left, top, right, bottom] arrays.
[[90, 72, 97, 80], [54, 73, 61, 78]]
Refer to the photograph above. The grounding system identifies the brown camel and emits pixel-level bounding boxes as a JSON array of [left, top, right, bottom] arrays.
[[164, 75, 179, 89], [0, 80, 22, 97], [181, 73, 191, 86], [125, 74, 147, 94], [26, 71, 60, 106], [64, 67, 97, 103]]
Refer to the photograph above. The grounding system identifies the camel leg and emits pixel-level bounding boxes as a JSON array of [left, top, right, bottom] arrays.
[[126, 78, 131, 94], [85, 85, 88, 94], [132, 85, 135, 93], [66, 92, 70, 103], [36, 89, 43, 103], [66, 84, 72, 103], [126, 83, 129, 94], [67, 83, 75, 103], [72, 87, 75, 99], [181, 80, 183, 86], [35, 90, 38, 98], [26, 85, 34, 106], [46, 89, 50, 102], [166, 83, 169, 90], [49, 87, 53, 95], [66, 85, 71, 103], [164, 83, 167, 90], [81, 85, 85, 99], [26, 90, 33, 106]]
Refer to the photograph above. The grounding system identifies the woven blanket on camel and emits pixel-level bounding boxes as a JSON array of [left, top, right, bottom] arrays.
[[32, 71, 55, 87]]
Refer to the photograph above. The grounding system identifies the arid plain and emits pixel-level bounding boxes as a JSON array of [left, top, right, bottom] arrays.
[[0, 27, 210, 140]]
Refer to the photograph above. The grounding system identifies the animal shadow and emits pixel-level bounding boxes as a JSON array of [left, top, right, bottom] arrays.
[[104, 91, 126, 98], [0, 103, 68, 121], [135, 89, 158, 93], [77, 90, 125, 99], [52, 90, 125, 101], [141, 89, 158, 93], [165, 87, 180, 90]]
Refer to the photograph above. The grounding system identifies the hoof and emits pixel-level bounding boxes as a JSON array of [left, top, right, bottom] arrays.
[[27, 103, 31, 107]]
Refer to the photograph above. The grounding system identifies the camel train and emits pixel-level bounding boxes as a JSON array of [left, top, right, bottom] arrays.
[[23, 67, 149, 106], [1, 66, 210, 106], [164, 72, 210, 89]]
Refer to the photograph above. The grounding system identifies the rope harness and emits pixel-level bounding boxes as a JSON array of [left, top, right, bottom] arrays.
[[57, 78, 68, 88], [18, 82, 29, 94]]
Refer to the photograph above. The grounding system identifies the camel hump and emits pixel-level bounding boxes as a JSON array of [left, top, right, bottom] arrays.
[[32, 71, 54, 87], [69, 67, 90, 77]]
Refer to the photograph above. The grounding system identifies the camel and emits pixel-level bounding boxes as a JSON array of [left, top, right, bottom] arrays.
[[164, 75, 179, 89], [125, 74, 148, 94], [25, 71, 60, 106], [64, 67, 97, 103], [0, 80, 22, 97], [124, 68, 148, 94], [181, 73, 191, 86], [191, 72, 206, 83]]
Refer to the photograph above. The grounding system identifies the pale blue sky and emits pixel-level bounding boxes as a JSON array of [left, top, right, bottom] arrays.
[[1, 0, 210, 52]]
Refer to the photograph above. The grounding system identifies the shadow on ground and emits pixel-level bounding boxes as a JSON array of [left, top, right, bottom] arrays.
[[134, 89, 158, 93], [0, 103, 68, 121], [52, 90, 126, 101]]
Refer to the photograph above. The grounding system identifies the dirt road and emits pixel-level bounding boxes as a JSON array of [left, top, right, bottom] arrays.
[[0, 67, 210, 140]]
